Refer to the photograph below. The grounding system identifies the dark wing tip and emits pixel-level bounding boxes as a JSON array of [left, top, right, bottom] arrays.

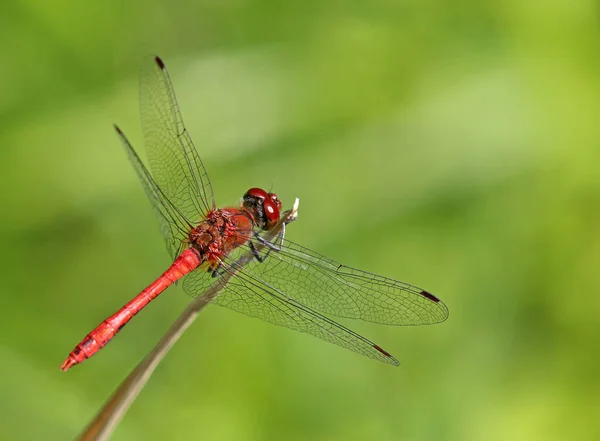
[[419, 290, 441, 303], [113, 124, 122, 134], [373, 344, 391, 357], [154, 56, 166, 70], [373, 345, 400, 366]]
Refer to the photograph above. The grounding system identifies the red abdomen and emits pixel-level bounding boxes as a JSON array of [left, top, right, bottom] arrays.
[[61, 248, 201, 371], [61, 210, 257, 371]]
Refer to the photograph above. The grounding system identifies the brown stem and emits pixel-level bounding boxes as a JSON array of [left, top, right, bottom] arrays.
[[76, 200, 299, 441]]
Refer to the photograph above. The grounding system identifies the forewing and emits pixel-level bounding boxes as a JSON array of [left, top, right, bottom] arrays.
[[235, 238, 449, 326], [139, 56, 215, 226]]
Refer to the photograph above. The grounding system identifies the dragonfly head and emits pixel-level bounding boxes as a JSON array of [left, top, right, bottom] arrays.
[[243, 188, 282, 230]]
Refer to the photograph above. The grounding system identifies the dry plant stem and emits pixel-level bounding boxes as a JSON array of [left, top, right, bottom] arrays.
[[77, 200, 299, 441]]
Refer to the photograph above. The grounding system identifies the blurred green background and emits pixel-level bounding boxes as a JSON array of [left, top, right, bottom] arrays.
[[1, 1, 599, 440]]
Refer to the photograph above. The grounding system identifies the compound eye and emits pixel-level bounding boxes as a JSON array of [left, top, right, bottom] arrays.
[[269, 193, 282, 209], [263, 198, 280, 227], [245, 187, 268, 200]]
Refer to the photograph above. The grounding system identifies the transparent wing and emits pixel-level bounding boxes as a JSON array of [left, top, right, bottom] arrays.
[[234, 238, 449, 326], [139, 55, 215, 232], [182, 256, 399, 365], [114, 125, 191, 258]]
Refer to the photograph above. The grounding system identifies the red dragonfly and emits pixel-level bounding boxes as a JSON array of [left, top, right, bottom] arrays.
[[61, 56, 448, 371]]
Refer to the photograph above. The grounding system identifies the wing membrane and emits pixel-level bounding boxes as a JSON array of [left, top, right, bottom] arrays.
[[183, 256, 399, 365], [234, 239, 449, 325], [139, 56, 215, 229], [114, 125, 190, 258]]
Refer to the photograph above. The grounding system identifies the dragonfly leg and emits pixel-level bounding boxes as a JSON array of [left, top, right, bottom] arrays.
[[249, 241, 269, 263], [253, 223, 285, 252], [249, 228, 285, 263]]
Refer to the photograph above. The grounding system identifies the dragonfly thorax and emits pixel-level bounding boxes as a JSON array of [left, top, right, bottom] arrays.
[[188, 209, 255, 261]]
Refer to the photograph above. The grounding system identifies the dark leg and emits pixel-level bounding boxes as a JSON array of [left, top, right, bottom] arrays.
[[249, 241, 268, 263], [253, 223, 286, 252], [250, 228, 285, 263]]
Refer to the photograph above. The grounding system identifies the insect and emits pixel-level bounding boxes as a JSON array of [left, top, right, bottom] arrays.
[[61, 56, 448, 371]]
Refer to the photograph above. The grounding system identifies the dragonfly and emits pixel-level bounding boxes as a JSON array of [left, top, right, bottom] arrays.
[[61, 56, 448, 371]]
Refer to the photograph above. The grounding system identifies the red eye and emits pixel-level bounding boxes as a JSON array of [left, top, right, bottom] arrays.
[[245, 188, 268, 200], [268, 193, 282, 209], [263, 198, 280, 227]]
